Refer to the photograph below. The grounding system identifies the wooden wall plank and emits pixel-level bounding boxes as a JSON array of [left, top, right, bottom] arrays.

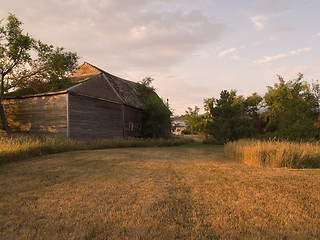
[[123, 105, 143, 138], [3, 94, 68, 135], [68, 93, 124, 140]]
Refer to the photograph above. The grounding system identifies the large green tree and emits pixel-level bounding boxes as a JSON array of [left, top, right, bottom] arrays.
[[136, 77, 172, 138], [0, 14, 78, 135], [185, 106, 202, 133], [184, 106, 210, 137], [205, 90, 262, 143], [262, 74, 319, 140]]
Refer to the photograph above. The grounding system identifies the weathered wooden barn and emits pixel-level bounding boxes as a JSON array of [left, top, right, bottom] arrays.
[[3, 62, 147, 140]]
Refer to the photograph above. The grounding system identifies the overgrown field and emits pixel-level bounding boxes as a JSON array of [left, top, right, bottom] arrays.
[[0, 144, 319, 239], [225, 139, 320, 168], [0, 135, 192, 165]]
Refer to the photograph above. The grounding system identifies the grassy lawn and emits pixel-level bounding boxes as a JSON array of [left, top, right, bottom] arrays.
[[0, 143, 319, 239]]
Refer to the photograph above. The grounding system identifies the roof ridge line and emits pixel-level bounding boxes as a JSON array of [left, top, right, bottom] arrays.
[[83, 61, 105, 73], [3, 90, 67, 99], [101, 73, 124, 103]]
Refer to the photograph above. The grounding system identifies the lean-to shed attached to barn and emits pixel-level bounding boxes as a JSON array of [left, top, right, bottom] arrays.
[[3, 62, 146, 140]]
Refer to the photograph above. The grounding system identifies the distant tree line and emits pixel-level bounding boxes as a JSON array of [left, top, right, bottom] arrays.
[[184, 74, 320, 143]]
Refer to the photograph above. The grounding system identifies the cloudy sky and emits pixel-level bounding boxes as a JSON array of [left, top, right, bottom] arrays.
[[1, 0, 320, 114]]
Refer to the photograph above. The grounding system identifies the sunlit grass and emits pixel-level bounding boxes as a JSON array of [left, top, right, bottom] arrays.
[[0, 145, 319, 239], [225, 139, 320, 168], [181, 134, 205, 142], [0, 134, 193, 165]]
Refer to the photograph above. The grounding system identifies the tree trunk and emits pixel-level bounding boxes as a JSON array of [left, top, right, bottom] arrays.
[[0, 74, 12, 136], [0, 96, 12, 136]]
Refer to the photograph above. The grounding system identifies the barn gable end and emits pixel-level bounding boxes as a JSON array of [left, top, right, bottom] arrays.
[[66, 62, 144, 140], [68, 62, 102, 83]]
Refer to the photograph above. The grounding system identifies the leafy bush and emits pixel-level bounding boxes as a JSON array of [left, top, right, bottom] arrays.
[[224, 139, 320, 168], [135, 77, 172, 138], [204, 90, 262, 144], [262, 74, 319, 140]]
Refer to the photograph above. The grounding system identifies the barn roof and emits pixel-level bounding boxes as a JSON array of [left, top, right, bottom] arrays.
[[67, 62, 144, 109], [68, 62, 102, 83], [4, 62, 146, 109]]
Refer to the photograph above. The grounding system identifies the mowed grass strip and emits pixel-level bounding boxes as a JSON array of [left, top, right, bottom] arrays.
[[0, 144, 319, 239]]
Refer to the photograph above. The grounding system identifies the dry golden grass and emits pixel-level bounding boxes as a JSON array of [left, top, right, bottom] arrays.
[[182, 134, 206, 143], [225, 139, 320, 168], [0, 144, 319, 239], [0, 134, 192, 165]]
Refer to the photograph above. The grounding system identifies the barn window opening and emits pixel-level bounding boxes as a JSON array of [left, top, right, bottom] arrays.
[[137, 124, 141, 133], [129, 122, 134, 131]]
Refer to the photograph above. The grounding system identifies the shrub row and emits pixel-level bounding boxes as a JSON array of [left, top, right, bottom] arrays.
[[224, 139, 320, 168]]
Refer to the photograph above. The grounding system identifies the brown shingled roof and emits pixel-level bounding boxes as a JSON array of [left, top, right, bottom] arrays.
[[67, 62, 145, 109], [4, 62, 146, 109]]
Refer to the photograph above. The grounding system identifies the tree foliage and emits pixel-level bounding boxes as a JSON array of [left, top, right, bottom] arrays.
[[185, 106, 201, 133], [184, 106, 210, 137], [262, 74, 319, 140], [0, 14, 79, 135], [204, 90, 262, 144], [184, 74, 320, 142], [136, 77, 172, 138]]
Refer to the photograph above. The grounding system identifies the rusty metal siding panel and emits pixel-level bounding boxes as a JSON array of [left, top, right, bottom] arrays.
[[2, 94, 68, 135], [123, 105, 143, 138], [68, 93, 124, 140]]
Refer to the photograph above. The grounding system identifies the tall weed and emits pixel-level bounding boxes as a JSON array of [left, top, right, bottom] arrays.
[[0, 135, 193, 165], [224, 139, 320, 168]]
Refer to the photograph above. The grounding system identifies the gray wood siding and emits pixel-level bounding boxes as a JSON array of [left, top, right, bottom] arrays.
[[3, 94, 67, 135], [68, 93, 124, 140], [123, 105, 143, 138]]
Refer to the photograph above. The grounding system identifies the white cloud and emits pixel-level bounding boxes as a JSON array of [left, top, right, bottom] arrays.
[[231, 55, 240, 60], [215, 45, 225, 51], [130, 25, 147, 39], [218, 48, 237, 56], [289, 48, 312, 55], [251, 15, 268, 30], [218, 45, 245, 57], [0, 0, 226, 70], [190, 50, 210, 58], [253, 41, 263, 46], [317, 32, 320, 37], [255, 53, 287, 63], [255, 47, 312, 63], [252, 39, 274, 46], [243, 0, 293, 30]]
